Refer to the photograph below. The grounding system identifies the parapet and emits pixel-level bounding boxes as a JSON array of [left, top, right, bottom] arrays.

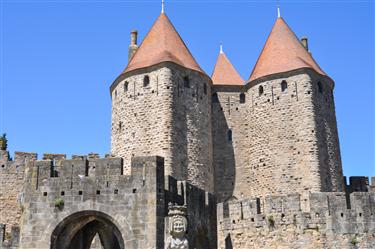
[[22, 155, 166, 204], [218, 192, 375, 234], [344, 176, 374, 193]]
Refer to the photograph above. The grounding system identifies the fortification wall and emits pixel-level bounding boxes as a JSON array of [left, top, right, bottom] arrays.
[[217, 192, 375, 249], [0, 151, 36, 237], [111, 63, 213, 192], [212, 69, 344, 201], [1, 152, 217, 249], [14, 155, 166, 249]]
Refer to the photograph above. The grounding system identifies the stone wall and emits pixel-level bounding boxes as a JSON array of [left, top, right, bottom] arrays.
[[111, 62, 213, 192], [211, 86, 242, 202], [1, 153, 217, 249], [0, 151, 36, 237], [212, 69, 344, 201], [16, 155, 166, 249], [217, 192, 375, 249]]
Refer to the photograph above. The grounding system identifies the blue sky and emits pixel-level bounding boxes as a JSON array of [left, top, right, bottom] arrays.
[[1, 0, 374, 178]]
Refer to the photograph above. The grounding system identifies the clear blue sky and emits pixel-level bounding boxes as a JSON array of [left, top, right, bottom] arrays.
[[1, 0, 374, 178]]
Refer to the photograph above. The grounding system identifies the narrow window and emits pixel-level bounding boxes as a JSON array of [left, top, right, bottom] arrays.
[[281, 80, 288, 92], [239, 93, 245, 103], [204, 83, 207, 95], [114, 90, 117, 99], [227, 129, 233, 143], [212, 92, 219, 103], [124, 81, 129, 92], [183, 76, 190, 88], [317, 81, 323, 93], [143, 75, 150, 87], [259, 85, 264, 96]]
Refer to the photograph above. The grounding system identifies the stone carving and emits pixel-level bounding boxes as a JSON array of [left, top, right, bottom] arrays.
[[165, 203, 189, 249]]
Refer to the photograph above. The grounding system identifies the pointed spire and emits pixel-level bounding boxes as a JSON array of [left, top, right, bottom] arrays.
[[212, 50, 244, 86], [220, 42, 223, 54], [248, 17, 326, 82], [277, 7, 281, 18], [161, 0, 165, 13], [122, 13, 205, 76]]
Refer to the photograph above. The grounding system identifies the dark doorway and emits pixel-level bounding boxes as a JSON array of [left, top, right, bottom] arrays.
[[51, 211, 124, 249]]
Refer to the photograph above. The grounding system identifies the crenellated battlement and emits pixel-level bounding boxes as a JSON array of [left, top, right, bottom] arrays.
[[217, 192, 375, 235], [344, 176, 375, 193], [21, 156, 167, 209]]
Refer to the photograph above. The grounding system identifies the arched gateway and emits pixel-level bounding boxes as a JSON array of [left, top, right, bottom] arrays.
[[50, 211, 124, 249]]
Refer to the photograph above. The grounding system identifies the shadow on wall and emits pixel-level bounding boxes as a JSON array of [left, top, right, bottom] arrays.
[[212, 94, 236, 202], [225, 234, 233, 249]]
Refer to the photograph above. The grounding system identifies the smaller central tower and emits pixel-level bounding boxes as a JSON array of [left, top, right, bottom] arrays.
[[110, 12, 214, 192]]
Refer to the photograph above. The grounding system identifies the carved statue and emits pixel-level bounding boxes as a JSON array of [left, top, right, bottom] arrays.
[[165, 203, 189, 249]]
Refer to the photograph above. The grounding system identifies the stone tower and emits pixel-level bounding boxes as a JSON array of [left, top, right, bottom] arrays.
[[212, 17, 344, 201], [110, 13, 214, 192], [211, 47, 245, 201]]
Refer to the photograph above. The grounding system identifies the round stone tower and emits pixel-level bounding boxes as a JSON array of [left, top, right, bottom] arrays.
[[110, 13, 213, 192], [236, 16, 344, 198]]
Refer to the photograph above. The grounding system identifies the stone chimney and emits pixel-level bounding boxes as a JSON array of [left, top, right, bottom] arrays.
[[128, 30, 138, 61], [301, 37, 308, 51]]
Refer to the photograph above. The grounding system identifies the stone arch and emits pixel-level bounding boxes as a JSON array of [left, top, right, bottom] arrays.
[[50, 211, 125, 249]]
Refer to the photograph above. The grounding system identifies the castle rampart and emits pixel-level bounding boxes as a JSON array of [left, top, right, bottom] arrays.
[[217, 191, 375, 248], [1, 152, 217, 249]]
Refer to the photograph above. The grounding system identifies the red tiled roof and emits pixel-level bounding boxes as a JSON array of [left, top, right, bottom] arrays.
[[212, 52, 244, 85], [122, 13, 205, 75], [249, 17, 326, 82]]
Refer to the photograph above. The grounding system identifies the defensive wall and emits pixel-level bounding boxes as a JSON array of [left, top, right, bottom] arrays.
[[217, 190, 375, 249], [0, 152, 216, 249]]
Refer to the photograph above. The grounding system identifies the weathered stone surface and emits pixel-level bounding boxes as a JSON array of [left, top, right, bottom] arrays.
[[212, 69, 344, 202], [111, 63, 213, 193]]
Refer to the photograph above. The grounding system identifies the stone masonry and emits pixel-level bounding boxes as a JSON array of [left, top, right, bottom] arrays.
[[0, 8, 373, 249], [111, 62, 213, 193], [212, 69, 344, 203]]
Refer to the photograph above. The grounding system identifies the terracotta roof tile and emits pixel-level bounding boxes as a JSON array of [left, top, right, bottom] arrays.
[[212, 51, 244, 85], [249, 17, 326, 82], [122, 13, 205, 76]]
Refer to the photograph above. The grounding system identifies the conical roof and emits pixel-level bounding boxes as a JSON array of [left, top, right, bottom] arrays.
[[122, 13, 205, 75], [212, 51, 244, 85], [249, 17, 326, 82]]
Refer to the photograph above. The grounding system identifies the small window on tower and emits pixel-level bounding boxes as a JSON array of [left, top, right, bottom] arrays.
[[204, 83, 207, 95], [183, 76, 190, 88], [143, 75, 150, 87], [239, 93, 245, 103], [317, 81, 323, 93], [124, 81, 129, 92], [281, 80, 288, 92], [114, 90, 117, 99], [212, 93, 219, 103], [227, 129, 233, 143], [259, 85, 264, 96]]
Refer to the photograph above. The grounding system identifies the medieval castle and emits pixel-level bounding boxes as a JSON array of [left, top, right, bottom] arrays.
[[1, 6, 374, 249]]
